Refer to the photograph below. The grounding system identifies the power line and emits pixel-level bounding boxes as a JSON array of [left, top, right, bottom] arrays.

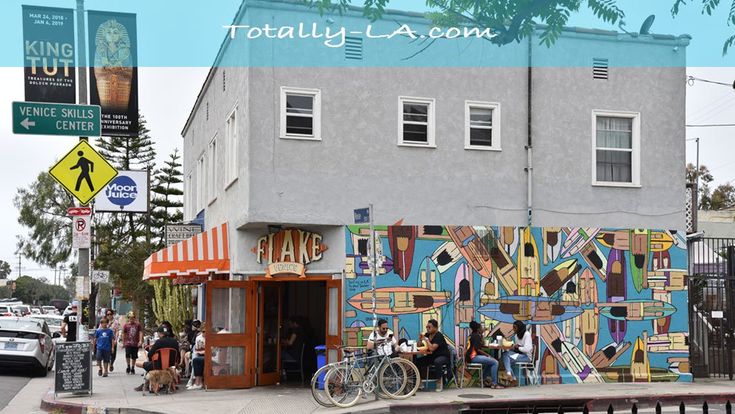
[[688, 76, 734, 88]]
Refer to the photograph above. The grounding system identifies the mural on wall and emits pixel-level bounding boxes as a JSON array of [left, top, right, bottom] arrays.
[[344, 225, 690, 383]]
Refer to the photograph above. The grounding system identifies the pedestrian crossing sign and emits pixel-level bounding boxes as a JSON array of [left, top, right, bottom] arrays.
[[49, 140, 118, 205]]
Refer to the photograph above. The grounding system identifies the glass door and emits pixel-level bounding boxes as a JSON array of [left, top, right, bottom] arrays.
[[204, 280, 256, 389], [258, 282, 282, 385]]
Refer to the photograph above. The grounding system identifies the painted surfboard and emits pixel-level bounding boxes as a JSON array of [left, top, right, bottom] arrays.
[[418, 257, 443, 331], [562, 273, 581, 347], [647, 269, 686, 292], [431, 241, 462, 274], [417, 225, 451, 240], [598, 300, 677, 322], [606, 248, 627, 344], [590, 341, 631, 369], [652, 290, 672, 334], [579, 240, 608, 281], [631, 334, 651, 382], [599, 366, 678, 383], [579, 269, 599, 357], [478, 296, 583, 325], [500, 226, 519, 257], [667, 357, 690, 375], [629, 229, 651, 292], [560, 340, 605, 383], [387, 225, 417, 281], [540, 259, 582, 297], [454, 263, 474, 349], [647, 332, 688, 353], [489, 231, 519, 295], [541, 348, 562, 384], [347, 287, 450, 315], [539, 323, 567, 369], [543, 227, 562, 265], [518, 227, 540, 297], [446, 226, 493, 278], [596, 230, 672, 252], [560, 227, 600, 258]]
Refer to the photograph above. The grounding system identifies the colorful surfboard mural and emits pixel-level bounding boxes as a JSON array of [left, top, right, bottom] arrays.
[[345, 225, 690, 383]]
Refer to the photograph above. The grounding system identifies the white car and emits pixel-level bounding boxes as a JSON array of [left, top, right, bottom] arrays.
[[0, 306, 13, 317], [0, 317, 55, 376], [41, 306, 60, 315], [33, 315, 64, 335]]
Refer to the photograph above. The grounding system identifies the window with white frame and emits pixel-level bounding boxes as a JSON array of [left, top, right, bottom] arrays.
[[280, 87, 321, 140], [225, 107, 238, 186], [465, 101, 500, 150], [197, 154, 207, 211], [593, 110, 640, 186], [399, 97, 435, 147], [185, 172, 193, 220], [208, 135, 218, 203]]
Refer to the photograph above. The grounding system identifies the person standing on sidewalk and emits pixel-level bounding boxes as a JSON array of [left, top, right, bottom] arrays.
[[60, 303, 79, 342], [94, 318, 114, 377], [123, 311, 143, 375], [105, 310, 120, 372]]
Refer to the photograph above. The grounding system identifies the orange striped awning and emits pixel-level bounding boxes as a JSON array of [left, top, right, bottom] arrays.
[[143, 223, 230, 281]]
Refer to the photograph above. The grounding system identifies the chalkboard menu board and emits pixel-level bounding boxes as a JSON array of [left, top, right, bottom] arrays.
[[55, 342, 92, 395]]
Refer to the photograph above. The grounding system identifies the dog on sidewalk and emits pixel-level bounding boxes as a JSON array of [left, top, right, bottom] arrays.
[[146, 369, 176, 395]]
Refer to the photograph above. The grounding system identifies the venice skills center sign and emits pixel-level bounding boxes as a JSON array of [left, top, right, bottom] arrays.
[[252, 229, 328, 278]]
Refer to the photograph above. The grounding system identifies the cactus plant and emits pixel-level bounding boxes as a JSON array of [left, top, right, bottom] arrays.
[[151, 278, 193, 335]]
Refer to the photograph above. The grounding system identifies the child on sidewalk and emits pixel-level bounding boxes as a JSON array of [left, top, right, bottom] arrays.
[[94, 318, 115, 377]]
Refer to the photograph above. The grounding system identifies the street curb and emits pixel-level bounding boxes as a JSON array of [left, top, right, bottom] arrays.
[[375, 390, 735, 413], [40, 389, 164, 414]]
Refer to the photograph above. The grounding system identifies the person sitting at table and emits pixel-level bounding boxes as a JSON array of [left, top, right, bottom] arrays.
[[367, 318, 397, 357], [414, 319, 450, 391], [466, 321, 502, 388], [502, 320, 534, 387]]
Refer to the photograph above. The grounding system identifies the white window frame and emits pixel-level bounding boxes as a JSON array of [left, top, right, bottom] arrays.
[[280, 87, 321, 141], [398, 96, 436, 148], [225, 105, 238, 189], [591, 109, 641, 188], [185, 172, 193, 220], [465, 101, 501, 151], [208, 134, 218, 204], [196, 153, 206, 212]]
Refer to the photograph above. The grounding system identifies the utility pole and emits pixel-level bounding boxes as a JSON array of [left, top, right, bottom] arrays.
[[76, 0, 90, 342], [17, 253, 22, 279]]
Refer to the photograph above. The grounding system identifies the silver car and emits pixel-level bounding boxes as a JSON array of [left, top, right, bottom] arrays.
[[0, 317, 55, 376]]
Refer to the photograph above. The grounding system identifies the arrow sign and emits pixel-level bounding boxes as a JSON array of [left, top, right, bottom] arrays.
[[12, 101, 101, 137]]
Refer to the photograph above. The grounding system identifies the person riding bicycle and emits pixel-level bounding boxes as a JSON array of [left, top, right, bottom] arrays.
[[367, 319, 397, 357]]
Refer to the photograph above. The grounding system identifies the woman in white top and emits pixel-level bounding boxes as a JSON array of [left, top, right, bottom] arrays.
[[502, 320, 534, 385]]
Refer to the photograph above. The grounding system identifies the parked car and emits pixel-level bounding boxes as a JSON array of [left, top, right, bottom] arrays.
[[62, 305, 73, 316], [33, 315, 64, 335], [41, 306, 60, 315], [0, 317, 55, 376], [0, 306, 13, 317], [30, 307, 42, 315], [11, 305, 31, 317]]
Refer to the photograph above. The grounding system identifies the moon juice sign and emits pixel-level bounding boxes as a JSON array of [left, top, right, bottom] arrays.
[[22, 5, 76, 104], [94, 170, 148, 213]]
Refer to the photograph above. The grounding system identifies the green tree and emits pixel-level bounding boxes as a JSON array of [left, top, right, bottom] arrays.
[[0, 261, 10, 280], [14, 172, 74, 267], [150, 149, 184, 249], [687, 163, 714, 210], [711, 183, 735, 210], [10, 275, 70, 305]]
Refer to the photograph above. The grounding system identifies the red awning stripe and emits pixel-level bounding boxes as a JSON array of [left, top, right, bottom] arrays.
[[143, 223, 230, 281]]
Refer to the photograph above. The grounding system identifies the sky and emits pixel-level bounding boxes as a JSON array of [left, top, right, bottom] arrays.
[[1, 0, 734, 283]]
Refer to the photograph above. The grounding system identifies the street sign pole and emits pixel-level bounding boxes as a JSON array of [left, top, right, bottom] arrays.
[[76, 0, 90, 342], [369, 203, 377, 329]]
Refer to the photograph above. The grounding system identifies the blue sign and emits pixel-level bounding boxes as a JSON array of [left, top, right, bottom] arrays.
[[354, 207, 370, 224], [105, 175, 137, 207]]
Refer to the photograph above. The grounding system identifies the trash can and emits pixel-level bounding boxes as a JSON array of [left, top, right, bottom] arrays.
[[315, 345, 327, 389]]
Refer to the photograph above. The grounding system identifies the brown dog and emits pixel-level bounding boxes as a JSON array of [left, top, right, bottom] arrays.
[[147, 369, 176, 394]]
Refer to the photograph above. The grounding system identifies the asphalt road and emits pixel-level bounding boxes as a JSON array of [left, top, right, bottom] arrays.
[[0, 367, 34, 411]]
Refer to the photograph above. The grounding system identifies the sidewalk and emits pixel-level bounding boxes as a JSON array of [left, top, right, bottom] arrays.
[[38, 350, 735, 414]]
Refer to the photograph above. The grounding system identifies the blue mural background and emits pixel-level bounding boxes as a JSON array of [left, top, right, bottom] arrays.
[[344, 225, 690, 384]]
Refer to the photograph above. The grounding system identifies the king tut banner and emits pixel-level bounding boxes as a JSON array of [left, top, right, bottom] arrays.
[[22, 6, 76, 103], [88, 10, 139, 137]]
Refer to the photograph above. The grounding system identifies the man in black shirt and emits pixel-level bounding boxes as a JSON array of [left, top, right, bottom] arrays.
[[415, 319, 451, 391], [61, 303, 79, 342], [134, 325, 180, 392]]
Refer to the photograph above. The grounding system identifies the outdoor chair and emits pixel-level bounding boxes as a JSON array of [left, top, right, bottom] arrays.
[[457, 346, 483, 388], [142, 347, 180, 396], [282, 342, 306, 386], [424, 345, 459, 390]]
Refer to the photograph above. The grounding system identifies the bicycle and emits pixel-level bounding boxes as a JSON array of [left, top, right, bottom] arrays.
[[323, 349, 420, 408]]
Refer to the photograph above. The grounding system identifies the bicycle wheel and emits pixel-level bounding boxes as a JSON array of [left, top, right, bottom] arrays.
[[378, 359, 407, 398], [310, 364, 335, 407], [388, 358, 420, 399], [324, 364, 363, 408]]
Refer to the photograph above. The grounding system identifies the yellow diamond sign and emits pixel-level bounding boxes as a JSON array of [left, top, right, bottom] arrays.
[[49, 140, 118, 205]]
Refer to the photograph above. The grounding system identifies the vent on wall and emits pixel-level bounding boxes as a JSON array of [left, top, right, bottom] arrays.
[[345, 36, 363, 60], [223, 70, 226, 92], [206, 102, 209, 121], [593, 58, 609, 80]]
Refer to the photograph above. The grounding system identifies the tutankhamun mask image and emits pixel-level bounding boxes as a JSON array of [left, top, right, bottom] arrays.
[[93, 19, 133, 112]]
